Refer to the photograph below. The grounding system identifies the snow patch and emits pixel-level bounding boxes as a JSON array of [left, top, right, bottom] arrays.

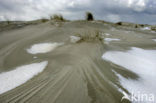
[[102, 47, 156, 101], [114, 71, 155, 103], [27, 42, 63, 54], [70, 36, 81, 43], [104, 38, 120, 42], [141, 27, 151, 30], [0, 61, 48, 94]]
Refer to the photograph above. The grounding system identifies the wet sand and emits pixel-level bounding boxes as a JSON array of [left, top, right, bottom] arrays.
[[0, 21, 156, 103]]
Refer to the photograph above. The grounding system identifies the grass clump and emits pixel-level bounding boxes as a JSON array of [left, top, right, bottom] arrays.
[[116, 22, 122, 25], [41, 18, 49, 23], [74, 30, 103, 42], [50, 14, 65, 21], [86, 12, 94, 21]]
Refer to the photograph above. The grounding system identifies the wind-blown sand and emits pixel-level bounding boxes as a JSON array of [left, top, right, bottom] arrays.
[[0, 20, 156, 103]]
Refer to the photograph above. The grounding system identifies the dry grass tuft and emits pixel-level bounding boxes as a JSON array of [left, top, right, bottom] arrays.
[[50, 14, 65, 21], [41, 18, 49, 23], [74, 30, 104, 42]]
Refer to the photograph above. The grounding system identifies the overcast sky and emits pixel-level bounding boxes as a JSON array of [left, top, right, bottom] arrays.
[[0, 0, 156, 24]]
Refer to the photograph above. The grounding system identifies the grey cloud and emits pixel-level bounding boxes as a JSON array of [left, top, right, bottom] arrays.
[[0, 0, 156, 24]]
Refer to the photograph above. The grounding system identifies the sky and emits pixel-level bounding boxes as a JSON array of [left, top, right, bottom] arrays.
[[0, 0, 156, 24]]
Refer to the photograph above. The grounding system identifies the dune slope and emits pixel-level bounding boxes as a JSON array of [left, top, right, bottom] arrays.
[[0, 21, 156, 103]]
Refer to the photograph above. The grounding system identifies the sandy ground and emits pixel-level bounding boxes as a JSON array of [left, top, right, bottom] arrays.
[[0, 20, 156, 103]]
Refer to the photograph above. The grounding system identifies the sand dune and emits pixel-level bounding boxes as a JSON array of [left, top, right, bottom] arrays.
[[0, 21, 156, 103]]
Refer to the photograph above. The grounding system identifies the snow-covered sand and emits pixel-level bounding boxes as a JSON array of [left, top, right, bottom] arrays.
[[102, 47, 156, 102], [27, 43, 63, 54], [0, 61, 48, 94], [141, 27, 151, 30], [70, 36, 81, 43], [104, 38, 120, 42]]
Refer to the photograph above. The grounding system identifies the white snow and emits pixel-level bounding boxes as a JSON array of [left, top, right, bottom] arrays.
[[0, 61, 48, 94], [27, 42, 63, 54], [70, 36, 81, 43], [102, 47, 156, 102], [104, 38, 120, 42], [141, 27, 151, 30], [113, 71, 155, 103], [109, 78, 130, 101]]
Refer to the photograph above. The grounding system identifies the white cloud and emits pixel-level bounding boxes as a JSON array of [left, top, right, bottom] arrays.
[[130, 0, 146, 12], [115, 0, 146, 12]]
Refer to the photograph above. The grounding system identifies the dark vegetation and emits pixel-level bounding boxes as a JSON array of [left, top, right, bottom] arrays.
[[41, 18, 49, 23], [116, 22, 122, 25], [86, 12, 94, 21]]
